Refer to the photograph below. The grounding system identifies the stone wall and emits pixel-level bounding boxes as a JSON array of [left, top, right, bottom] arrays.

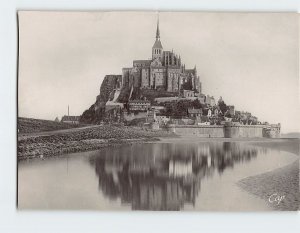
[[262, 125, 281, 138], [225, 125, 264, 138], [168, 125, 224, 138], [167, 124, 280, 138]]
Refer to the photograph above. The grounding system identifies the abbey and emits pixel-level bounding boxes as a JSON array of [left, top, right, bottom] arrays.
[[121, 19, 202, 93]]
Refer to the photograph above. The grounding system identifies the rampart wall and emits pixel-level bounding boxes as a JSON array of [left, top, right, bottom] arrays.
[[167, 124, 280, 138]]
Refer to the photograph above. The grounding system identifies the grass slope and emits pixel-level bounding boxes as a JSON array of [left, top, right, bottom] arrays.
[[18, 117, 81, 134]]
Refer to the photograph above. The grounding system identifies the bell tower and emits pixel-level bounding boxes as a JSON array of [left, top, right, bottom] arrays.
[[152, 16, 163, 60]]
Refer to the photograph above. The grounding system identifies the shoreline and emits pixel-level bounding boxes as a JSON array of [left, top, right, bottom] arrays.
[[17, 125, 177, 160], [238, 160, 299, 211], [18, 126, 299, 160], [237, 139, 299, 211]]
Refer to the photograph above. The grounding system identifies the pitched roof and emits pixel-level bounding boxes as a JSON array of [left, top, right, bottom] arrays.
[[61, 116, 80, 121], [152, 39, 163, 49]]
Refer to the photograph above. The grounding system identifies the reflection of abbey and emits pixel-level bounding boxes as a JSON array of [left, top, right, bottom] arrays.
[[91, 142, 260, 210], [121, 19, 201, 93]]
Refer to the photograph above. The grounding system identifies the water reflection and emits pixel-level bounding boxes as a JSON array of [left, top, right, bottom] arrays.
[[89, 142, 260, 210]]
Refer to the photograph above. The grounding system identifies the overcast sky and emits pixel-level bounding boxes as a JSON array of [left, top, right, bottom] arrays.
[[18, 11, 299, 133]]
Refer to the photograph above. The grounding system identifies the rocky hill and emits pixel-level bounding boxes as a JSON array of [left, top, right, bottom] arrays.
[[80, 75, 177, 123], [81, 75, 122, 123]]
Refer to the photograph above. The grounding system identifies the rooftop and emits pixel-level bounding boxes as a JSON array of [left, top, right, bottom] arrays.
[[188, 108, 203, 114], [133, 60, 151, 64], [61, 116, 80, 121], [152, 39, 163, 49]]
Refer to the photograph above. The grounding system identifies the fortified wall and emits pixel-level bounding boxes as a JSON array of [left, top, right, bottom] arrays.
[[167, 123, 280, 138], [168, 125, 224, 138]]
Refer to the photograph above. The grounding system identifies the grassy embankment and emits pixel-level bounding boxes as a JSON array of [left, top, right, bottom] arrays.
[[18, 119, 176, 159], [18, 117, 83, 134]]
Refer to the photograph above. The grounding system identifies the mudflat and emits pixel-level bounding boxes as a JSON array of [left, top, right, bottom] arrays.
[[238, 139, 299, 211]]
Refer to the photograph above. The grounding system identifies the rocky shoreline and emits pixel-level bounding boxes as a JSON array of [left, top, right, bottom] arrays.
[[17, 125, 176, 160]]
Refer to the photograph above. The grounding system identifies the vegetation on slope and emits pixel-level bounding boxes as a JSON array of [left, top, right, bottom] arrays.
[[18, 117, 81, 134]]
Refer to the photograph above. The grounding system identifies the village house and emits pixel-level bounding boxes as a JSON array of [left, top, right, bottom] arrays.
[[61, 115, 80, 124], [155, 115, 170, 125], [207, 109, 212, 117], [212, 108, 219, 116], [187, 108, 202, 118], [128, 100, 151, 111]]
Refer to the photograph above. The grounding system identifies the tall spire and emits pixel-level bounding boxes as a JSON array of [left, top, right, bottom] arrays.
[[152, 13, 163, 59], [156, 14, 160, 39]]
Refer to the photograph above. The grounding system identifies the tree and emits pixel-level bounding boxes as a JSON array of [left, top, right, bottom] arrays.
[[192, 99, 202, 109], [218, 99, 227, 114]]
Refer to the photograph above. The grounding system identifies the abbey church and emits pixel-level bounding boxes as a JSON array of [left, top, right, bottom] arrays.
[[121, 19, 202, 93]]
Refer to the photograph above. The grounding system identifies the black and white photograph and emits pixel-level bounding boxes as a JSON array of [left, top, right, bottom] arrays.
[[17, 11, 299, 211]]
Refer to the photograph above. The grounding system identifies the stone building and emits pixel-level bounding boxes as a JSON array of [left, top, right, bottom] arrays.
[[122, 19, 202, 93], [183, 90, 195, 98], [228, 105, 235, 116], [128, 100, 151, 111], [187, 108, 203, 118], [61, 116, 80, 124]]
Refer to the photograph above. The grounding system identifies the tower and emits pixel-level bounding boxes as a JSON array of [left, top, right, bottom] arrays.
[[152, 16, 163, 60]]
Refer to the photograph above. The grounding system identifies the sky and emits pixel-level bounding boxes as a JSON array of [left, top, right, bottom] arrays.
[[18, 11, 300, 133]]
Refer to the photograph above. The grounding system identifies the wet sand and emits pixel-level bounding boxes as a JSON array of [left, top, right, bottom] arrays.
[[238, 139, 299, 211]]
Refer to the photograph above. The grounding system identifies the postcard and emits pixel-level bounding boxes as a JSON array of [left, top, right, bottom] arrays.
[[17, 11, 299, 211]]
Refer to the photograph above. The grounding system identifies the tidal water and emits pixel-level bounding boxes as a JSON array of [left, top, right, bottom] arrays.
[[18, 140, 297, 211]]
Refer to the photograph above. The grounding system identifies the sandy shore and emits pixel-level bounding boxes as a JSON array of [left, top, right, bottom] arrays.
[[238, 139, 299, 211]]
